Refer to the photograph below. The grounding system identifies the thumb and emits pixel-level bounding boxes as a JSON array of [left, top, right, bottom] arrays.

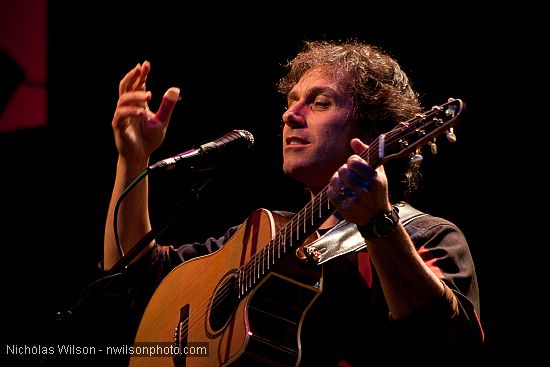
[[350, 138, 369, 155], [155, 87, 180, 124]]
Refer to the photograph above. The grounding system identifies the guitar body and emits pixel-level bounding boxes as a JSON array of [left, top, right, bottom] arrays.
[[129, 208, 322, 367]]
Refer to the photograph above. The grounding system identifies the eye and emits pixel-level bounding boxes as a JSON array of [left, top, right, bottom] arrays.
[[286, 99, 297, 109], [311, 97, 331, 110]]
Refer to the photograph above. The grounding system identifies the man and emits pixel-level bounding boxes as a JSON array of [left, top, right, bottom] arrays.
[[104, 40, 483, 366]]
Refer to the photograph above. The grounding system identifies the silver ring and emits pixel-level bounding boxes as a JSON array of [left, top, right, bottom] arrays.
[[338, 186, 347, 198]]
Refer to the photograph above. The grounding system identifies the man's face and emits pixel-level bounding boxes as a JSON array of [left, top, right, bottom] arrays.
[[282, 68, 359, 193]]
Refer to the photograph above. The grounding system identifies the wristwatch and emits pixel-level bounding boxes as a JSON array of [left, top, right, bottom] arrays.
[[359, 205, 400, 238]]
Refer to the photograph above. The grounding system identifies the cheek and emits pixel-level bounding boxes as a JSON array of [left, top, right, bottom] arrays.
[[319, 121, 353, 147]]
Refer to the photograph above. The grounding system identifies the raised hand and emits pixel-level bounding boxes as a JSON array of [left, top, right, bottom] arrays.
[[112, 61, 180, 166]]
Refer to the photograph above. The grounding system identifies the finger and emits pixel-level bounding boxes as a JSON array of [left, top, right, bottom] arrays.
[[350, 138, 369, 155], [119, 63, 142, 96], [327, 185, 342, 204], [155, 87, 180, 125], [338, 162, 373, 196], [329, 174, 342, 192], [117, 90, 151, 108], [132, 60, 150, 91], [337, 165, 360, 190], [328, 174, 351, 200], [328, 175, 346, 199], [347, 155, 375, 180], [112, 106, 145, 129]]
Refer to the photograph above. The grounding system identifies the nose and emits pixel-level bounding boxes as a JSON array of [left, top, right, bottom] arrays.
[[282, 105, 306, 128]]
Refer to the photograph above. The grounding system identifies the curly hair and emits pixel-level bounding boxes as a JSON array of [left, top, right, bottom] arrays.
[[277, 40, 424, 202]]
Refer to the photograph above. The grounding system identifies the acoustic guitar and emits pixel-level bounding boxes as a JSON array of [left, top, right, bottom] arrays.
[[129, 98, 465, 367]]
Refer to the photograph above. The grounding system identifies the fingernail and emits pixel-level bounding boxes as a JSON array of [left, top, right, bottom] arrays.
[[164, 87, 180, 101]]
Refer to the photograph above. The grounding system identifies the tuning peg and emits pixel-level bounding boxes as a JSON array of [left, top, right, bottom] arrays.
[[410, 147, 423, 163], [428, 140, 438, 155], [445, 128, 457, 143]]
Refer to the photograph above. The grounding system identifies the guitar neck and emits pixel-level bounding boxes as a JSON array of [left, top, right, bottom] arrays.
[[238, 98, 464, 296]]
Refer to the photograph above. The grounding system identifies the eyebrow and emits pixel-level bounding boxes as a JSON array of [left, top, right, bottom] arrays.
[[287, 86, 338, 103]]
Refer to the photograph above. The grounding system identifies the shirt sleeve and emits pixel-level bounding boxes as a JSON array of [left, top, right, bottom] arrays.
[[94, 224, 241, 335], [147, 224, 241, 279], [391, 215, 484, 364]]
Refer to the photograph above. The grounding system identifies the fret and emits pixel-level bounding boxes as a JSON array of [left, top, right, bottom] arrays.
[[238, 269, 243, 296], [265, 244, 269, 272], [253, 255, 256, 281], [311, 201, 314, 226], [262, 245, 269, 275], [271, 238, 275, 264], [282, 226, 286, 254], [248, 262, 252, 289], [299, 212, 302, 240]]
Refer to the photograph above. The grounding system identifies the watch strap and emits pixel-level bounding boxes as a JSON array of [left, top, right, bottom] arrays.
[[358, 205, 400, 238]]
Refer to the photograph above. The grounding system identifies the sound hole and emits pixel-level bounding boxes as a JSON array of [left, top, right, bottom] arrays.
[[209, 275, 239, 332]]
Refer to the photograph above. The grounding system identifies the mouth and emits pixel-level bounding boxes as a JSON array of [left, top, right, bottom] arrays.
[[285, 136, 310, 146]]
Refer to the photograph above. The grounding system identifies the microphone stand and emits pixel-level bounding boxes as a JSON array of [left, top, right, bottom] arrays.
[[55, 169, 214, 329]]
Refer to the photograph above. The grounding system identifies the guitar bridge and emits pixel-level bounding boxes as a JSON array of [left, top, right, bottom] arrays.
[[173, 304, 189, 367]]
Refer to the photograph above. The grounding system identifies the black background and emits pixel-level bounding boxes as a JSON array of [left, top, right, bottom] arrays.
[[1, 1, 540, 366]]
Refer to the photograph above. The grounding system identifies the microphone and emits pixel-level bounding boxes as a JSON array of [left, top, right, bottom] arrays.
[[148, 129, 255, 171]]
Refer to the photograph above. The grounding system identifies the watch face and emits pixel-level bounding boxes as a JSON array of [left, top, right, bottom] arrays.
[[360, 206, 400, 238], [373, 214, 396, 237]]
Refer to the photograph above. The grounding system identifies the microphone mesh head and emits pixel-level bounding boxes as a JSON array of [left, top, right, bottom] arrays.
[[202, 129, 255, 154], [236, 130, 255, 148]]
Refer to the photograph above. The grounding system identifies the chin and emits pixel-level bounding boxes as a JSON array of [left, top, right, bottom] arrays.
[[283, 163, 326, 190], [283, 162, 303, 179]]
